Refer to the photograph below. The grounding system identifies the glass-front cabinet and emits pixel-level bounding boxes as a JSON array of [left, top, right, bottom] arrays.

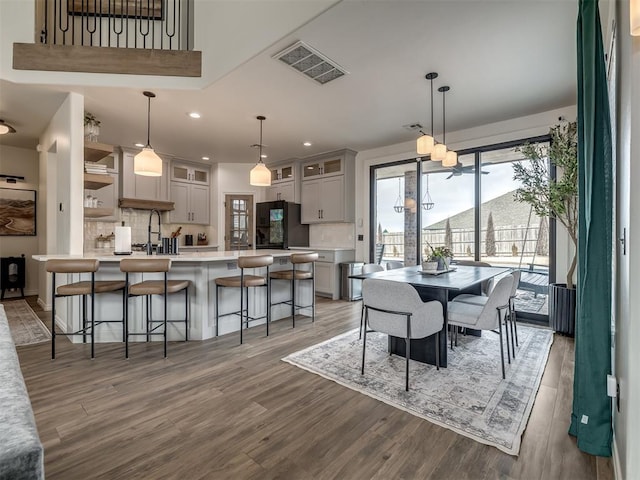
[[302, 158, 342, 178], [270, 164, 294, 184], [171, 162, 209, 185]]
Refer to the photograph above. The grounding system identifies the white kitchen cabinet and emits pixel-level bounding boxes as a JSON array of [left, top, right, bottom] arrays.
[[170, 182, 210, 224], [300, 149, 355, 224], [266, 182, 295, 202], [314, 263, 333, 296], [270, 164, 295, 184], [171, 162, 209, 185], [119, 148, 170, 202]]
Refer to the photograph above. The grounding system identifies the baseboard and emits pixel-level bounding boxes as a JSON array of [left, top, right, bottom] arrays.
[[37, 297, 51, 311], [612, 437, 622, 480]]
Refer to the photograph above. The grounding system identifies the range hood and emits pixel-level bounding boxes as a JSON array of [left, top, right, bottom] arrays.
[[118, 198, 174, 211]]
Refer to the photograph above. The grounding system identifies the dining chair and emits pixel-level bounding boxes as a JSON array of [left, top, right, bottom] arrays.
[[362, 278, 443, 391], [450, 270, 521, 359], [359, 263, 385, 339], [447, 274, 514, 379], [385, 260, 404, 270]]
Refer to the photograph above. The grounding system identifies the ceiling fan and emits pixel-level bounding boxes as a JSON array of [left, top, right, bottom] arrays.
[[446, 162, 490, 179]]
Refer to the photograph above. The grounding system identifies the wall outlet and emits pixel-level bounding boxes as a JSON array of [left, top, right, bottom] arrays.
[[358, 234, 364, 241]]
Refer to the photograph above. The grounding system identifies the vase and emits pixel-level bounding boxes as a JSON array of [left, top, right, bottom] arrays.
[[84, 124, 100, 142]]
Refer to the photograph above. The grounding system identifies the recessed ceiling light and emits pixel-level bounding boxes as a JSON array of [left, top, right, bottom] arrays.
[[135, 143, 145, 147], [303, 141, 312, 147], [189, 112, 201, 119], [202, 156, 210, 161], [260, 154, 268, 159]]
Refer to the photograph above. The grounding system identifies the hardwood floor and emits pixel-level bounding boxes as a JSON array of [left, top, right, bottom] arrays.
[[12, 296, 612, 480]]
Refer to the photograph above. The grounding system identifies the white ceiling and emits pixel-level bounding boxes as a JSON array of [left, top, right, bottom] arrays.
[[0, 0, 577, 165]]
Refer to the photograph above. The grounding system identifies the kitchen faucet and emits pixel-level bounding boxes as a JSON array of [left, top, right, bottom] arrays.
[[147, 209, 162, 255]]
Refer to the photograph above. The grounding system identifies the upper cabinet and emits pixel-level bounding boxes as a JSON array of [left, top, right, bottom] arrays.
[[300, 149, 356, 224], [171, 162, 209, 185], [119, 147, 170, 203], [266, 162, 299, 203], [270, 164, 295, 184], [302, 157, 343, 179], [169, 161, 211, 224]]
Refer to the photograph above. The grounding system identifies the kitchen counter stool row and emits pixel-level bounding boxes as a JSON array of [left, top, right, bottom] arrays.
[[215, 252, 319, 344], [46, 258, 190, 359]]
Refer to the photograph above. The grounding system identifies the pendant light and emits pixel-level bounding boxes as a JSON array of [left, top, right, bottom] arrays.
[[249, 115, 271, 186], [422, 174, 434, 210], [0, 119, 16, 135], [632, 0, 640, 35], [417, 72, 438, 155], [393, 177, 405, 213], [134, 91, 162, 177]]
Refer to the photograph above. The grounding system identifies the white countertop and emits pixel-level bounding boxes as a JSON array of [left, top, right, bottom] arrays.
[[290, 246, 355, 251], [33, 249, 308, 263]]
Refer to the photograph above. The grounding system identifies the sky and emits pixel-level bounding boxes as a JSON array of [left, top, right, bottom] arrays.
[[375, 162, 523, 233]]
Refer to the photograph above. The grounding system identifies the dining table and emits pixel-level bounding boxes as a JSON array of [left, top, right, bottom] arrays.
[[351, 264, 511, 367]]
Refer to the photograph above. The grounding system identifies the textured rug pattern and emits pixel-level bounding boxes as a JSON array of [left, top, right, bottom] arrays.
[[283, 324, 553, 455], [1, 300, 51, 346]]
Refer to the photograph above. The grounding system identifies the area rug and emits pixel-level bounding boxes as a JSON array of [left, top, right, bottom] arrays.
[[0, 300, 51, 346], [282, 324, 553, 455]]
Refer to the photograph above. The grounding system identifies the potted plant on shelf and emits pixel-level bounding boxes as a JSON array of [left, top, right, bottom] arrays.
[[423, 244, 453, 271], [513, 121, 578, 335], [84, 112, 101, 142]]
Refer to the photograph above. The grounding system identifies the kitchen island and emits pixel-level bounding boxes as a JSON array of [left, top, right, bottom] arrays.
[[33, 250, 314, 343]]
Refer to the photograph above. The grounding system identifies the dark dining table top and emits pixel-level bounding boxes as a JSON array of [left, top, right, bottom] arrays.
[[350, 264, 511, 291]]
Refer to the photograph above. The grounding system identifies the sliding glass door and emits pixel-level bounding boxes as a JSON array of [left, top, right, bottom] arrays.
[[370, 136, 553, 322]]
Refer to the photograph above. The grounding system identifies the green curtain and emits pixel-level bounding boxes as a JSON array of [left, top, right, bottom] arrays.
[[570, 0, 613, 456]]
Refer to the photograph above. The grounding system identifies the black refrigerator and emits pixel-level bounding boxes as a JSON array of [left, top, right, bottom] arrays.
[[255, 201, 309, 249]]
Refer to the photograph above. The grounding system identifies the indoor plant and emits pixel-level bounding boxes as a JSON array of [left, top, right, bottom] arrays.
[[513, 121, 577, 334], [84, 112, 101, 141], [424, 244, 453, 271]]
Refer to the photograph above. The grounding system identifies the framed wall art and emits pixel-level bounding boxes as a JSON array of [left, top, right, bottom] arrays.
[[0, 188, 36, 236]]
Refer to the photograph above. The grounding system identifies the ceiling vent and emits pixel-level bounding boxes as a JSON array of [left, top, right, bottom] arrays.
[[273, 41, 348, 85]]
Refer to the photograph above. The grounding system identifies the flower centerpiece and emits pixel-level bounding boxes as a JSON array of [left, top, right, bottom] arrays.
[[423, 243, 453, 271], [84, 112, 101, 142]]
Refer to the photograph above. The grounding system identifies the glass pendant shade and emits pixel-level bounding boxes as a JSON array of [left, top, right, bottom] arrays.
[[632, 0, 640, 35], [134, 147, 162, 176], [417, 134, 434, 155], [0, 124, 9, 135], [250, 161, 271, 186], [443, 150, 458, 167], [432, 143, 447, 162]]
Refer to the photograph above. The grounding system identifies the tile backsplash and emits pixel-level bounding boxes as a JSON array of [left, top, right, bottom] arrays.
[[84, 209, 216, 251], [309, 223, 355, 248]]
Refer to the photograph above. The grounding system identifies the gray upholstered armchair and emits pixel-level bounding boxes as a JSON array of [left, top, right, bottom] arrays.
[[361, 279, 444, 391]]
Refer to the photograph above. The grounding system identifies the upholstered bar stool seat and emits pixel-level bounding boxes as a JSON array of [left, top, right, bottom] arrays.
[[215, 254, 273, 344], [46, 259, 126, 359], [270, 252, 318, 328], [120, 258, 190, 358]]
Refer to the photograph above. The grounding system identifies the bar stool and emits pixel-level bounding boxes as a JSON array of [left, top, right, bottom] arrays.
[[120, 258, 190, 358], [270, 252, 318, 328], [46, 259, 126, 359], [215, 254, 273, 344]]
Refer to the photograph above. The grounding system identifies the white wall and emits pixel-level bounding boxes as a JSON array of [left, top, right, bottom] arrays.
[[37, 92, 84, 308], [213, 163, 266, 249], [614, 1, 640, 477], [0, 144, 40, 296], [354, 105, 578, 277]]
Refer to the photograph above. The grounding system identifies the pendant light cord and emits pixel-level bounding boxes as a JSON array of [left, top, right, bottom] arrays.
[[146, 95, 151, 148], [442, 89, 445, 145], [259, 118, 263, 163], [430, 77, 434, 138]]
